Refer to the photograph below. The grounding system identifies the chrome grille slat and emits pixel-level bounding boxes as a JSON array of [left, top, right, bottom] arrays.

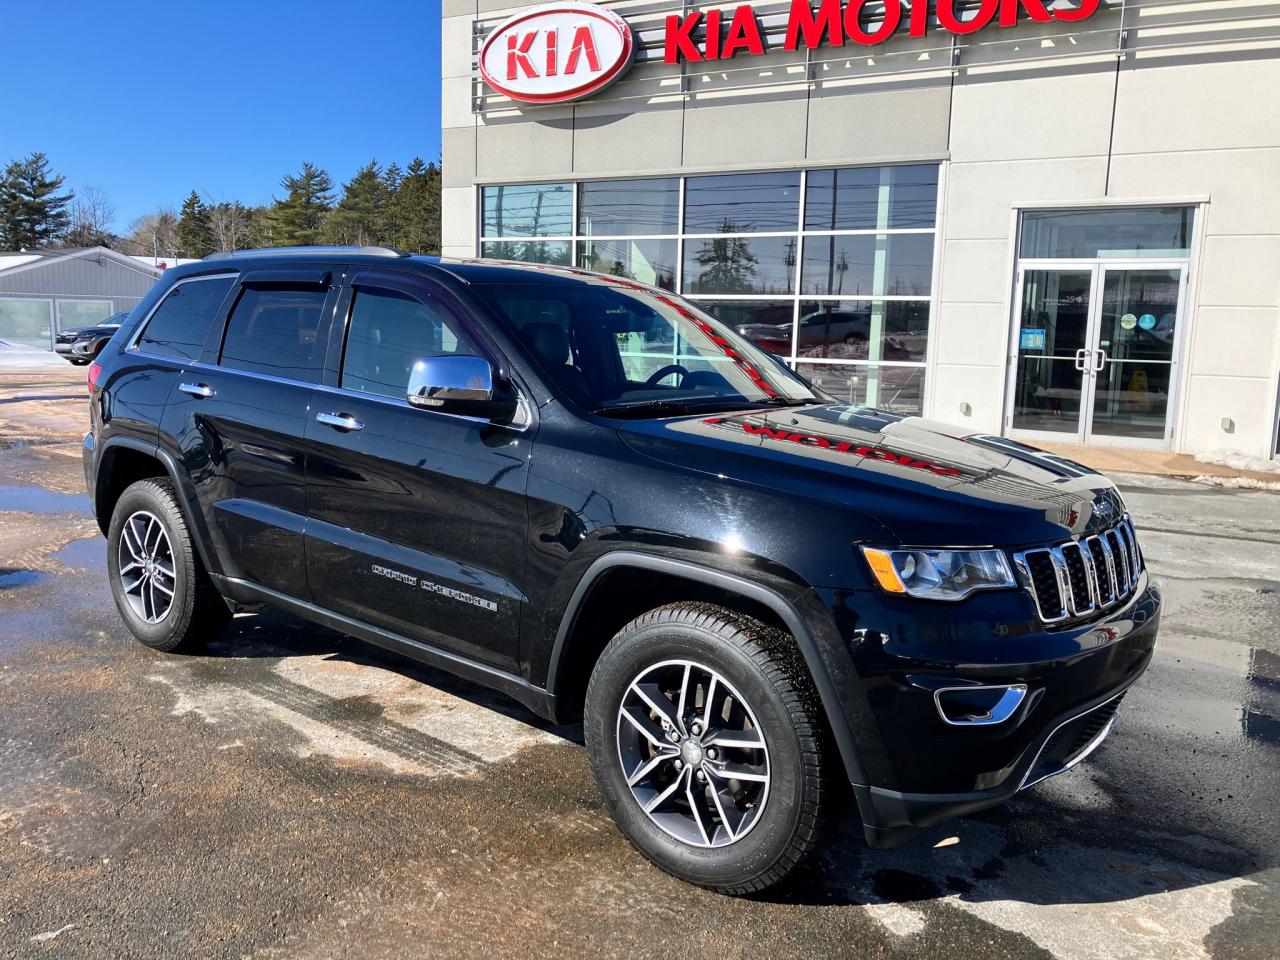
[[1014, 517, 1144, 625]]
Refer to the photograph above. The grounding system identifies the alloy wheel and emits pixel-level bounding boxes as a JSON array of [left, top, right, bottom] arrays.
[[117, 510, 177, 624], [615, 658, 770, 848]]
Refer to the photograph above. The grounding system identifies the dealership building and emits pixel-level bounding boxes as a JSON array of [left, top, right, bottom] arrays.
[[442, 0, 1280, 459]]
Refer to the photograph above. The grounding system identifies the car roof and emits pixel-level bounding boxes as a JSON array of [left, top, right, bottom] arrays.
[[162, 247, 669, 293]]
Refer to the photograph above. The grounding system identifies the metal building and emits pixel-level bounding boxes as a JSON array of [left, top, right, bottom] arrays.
[[0, 247, 162, 350]]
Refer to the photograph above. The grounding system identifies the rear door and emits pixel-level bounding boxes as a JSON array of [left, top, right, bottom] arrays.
[[161, 267, 337, 600], [303, 269, 529, 671]]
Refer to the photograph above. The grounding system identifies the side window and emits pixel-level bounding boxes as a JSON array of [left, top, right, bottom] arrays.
[[340, 288, 480, 400], [135, 276, 235, 361], [219, 287, 327, 381]]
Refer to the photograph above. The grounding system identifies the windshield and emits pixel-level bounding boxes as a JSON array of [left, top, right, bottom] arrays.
[[472, 277, 818, 416]]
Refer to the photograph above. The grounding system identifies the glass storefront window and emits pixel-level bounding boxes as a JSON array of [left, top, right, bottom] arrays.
[[1019, 207, 1192, 259], [794, 301, 929, 362], [800, 233, 934, 296], [57, 300, 113, 331], [0, 298, 54, 350], [697, 300, 795, 355], [797, 362, 924, 416], [482, 183, 573, 238], [805, 164, 938, 230], [577, 238, 677, 291], [684, 171, 801, 234], [480, 240, 571, 265], [682, 235, 797, 295], [579, 178, 679, 236]]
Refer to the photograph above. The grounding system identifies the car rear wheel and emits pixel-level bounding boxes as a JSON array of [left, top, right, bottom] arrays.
[[107, 478, 230, 652], [584, 602, 828, 894]]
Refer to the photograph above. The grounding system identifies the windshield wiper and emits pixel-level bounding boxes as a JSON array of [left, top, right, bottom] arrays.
[[595, 397, 771, 418]]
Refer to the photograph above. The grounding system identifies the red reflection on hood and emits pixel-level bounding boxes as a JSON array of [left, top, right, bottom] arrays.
[[702, 416, 963, 477]]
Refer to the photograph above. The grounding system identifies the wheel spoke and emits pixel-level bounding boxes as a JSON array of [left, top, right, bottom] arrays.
[[675, 663, 692, 725], [626, 749, 676, 787], [119, 561, 142, 577], [707, 761, 768, 784], [701, 675, 720, 731], [155, 562, 175, 579], [122, 520, 145, 563], [630, 680, 683, 735], [620, 702, 669, 748], [704, 727, 765, 751], [643, 765, 689, 814], [151, 577, 174, 598], [685, 775, 714, 846], [703, 768, 747, 842]]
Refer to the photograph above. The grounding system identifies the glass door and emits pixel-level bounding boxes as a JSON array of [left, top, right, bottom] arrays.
[[1087, 266, 1185, 443], [1007, 263, 1186, 447], [1007, 267, 1096, 440]]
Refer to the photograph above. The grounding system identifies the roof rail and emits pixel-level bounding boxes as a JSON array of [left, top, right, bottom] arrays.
[[204, 245, 409, 261]]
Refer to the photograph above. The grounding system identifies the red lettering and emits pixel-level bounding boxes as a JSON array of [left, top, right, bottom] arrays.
[[705, 7, 722, 59], [664, 12, 703, 63], [908, 0, 929, 37], [743, 423, 793, 441], [936, 0, 998, 34], [844, 0, 901, 44], [565, 24, 601, 73], [1051, 0, 1100, 22], [998, 0, 1052, 27], [506, 32, 537, 80], [722, 5, 766, 58], [546, 29, 558, 76], [785, 0, 844, 50]]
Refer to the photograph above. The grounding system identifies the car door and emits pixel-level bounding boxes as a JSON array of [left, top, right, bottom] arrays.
[[303, 269, 529, 672], [160, 267, 337, 600]]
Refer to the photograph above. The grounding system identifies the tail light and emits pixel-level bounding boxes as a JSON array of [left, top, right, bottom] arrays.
[[87, 361, 103, 393]]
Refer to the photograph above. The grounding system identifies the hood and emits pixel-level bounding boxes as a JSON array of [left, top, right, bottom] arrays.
[[617, 405, 1125, 548]]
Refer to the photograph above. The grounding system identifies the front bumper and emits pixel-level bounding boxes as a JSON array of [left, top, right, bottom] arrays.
[[808, 574, 1159, 848]]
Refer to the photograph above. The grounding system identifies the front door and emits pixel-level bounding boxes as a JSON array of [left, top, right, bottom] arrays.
[[303, 270, 528, 673], [1006, 263, 1187, 447]]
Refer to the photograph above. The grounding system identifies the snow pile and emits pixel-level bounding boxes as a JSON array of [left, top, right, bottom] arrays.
[[1194, 450, 1280, 475], [1191, 475, 1280, 492], [0, 340, 67, 368]]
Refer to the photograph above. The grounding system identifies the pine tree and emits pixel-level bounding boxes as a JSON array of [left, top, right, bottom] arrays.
[[270, 162, 335, 246], [393, 157, 442, 255], [327, 161, 388, 246], [177, 190, 214, 258], [0, 152, 74, 249]]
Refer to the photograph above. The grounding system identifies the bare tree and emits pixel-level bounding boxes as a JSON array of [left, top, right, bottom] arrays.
[[64, 185, 116, 247], [127, 209, 181, 261], [206, 199, 253, 252]]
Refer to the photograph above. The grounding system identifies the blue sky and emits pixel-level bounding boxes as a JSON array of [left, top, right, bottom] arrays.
[[0, 0, 443, 233]]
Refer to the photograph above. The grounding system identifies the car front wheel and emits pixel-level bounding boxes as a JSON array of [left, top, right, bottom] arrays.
[[584, 603, 829, 894]]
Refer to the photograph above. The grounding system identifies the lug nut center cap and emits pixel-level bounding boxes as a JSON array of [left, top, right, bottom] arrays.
[[680, 740, 704, 767]]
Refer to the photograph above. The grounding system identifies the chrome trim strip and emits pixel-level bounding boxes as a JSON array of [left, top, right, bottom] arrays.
[[1096, 532, 1119, 603], [1013, 549, 1067, 623], [933, 684, 1028, 727], [125, 273, 240, 353], [1017, 690, 1125, 791], [1110, 529, 1132, 595], [1048, 546, 1075, 615], [1060, 542, 1096, 616]]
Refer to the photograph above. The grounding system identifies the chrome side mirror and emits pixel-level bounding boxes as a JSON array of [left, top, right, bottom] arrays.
[[407, 355, 516, 421]]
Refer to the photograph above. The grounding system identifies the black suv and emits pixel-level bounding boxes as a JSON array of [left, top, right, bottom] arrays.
[[84, 247, 1158, 894]]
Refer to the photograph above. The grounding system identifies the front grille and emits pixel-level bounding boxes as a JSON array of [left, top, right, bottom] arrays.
[[1014, 517, 1144, 624]]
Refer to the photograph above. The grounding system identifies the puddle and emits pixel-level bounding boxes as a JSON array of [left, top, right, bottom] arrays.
[[52, 535, 105, 571], [0, 483, 93, 516], [0, 437, 64, 451], [0, 569, 49, 590]]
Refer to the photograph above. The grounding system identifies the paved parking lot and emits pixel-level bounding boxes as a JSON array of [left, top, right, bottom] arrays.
[[1, 375, 1277, 959]]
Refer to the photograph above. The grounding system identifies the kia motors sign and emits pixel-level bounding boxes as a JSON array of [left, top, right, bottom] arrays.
[[479, 1, 635, 104]]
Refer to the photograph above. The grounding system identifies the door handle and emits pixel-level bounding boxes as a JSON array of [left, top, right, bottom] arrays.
[[178, 382, 215, 398], [316, 411, 364, 432], [1093, 349, 1107, 372], [1073, 348, 1089, 371]]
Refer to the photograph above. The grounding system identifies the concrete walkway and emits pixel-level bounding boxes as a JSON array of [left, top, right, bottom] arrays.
[[1038, 441, 1279, 486]]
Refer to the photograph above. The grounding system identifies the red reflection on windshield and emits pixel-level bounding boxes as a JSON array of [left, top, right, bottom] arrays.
[[702, 416, 963, 477], [597, 276, 779, 398]]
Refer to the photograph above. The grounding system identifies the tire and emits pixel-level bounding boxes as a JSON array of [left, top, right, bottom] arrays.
[[106, 478, 230, 652], [584, 602, 828, 895]]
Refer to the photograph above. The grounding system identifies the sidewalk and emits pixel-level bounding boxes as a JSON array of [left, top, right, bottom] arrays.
[[1038, 441, 1280, 488]]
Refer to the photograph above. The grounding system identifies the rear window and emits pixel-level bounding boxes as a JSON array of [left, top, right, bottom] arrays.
[[219, 287, 327, 381], [135, 276, 235, 361]]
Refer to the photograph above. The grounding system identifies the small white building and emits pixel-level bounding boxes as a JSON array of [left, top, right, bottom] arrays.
[[441, 0, 1280, 461]]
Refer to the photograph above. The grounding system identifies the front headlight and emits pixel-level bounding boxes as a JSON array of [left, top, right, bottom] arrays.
[[860, 546, 1015, 601]]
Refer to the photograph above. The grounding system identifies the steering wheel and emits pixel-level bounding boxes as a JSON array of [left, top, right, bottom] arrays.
[[645, 364, 689, 388]]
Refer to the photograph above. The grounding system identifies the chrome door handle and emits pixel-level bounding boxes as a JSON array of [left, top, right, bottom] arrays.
[[1073, 348, 1088, 371], [1093, 349, 1107, 372], [178, 382, 214, 398], [316, 411, 364, 432]]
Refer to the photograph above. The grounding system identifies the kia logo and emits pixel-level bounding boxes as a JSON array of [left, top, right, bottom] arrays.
[[479, 1, 635, 105]]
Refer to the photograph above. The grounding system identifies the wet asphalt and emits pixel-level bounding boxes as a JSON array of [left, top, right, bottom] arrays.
[[0, 381, 1277, 959]]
